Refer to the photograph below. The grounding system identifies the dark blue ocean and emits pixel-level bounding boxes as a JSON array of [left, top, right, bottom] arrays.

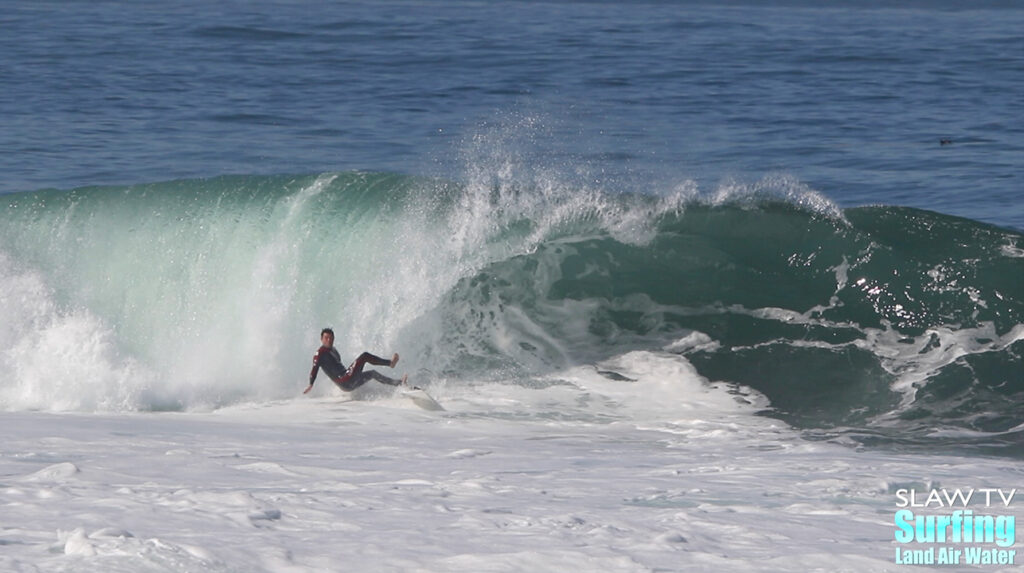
[[2, 0, 1022, 457], [4, 0, 1021, 230]]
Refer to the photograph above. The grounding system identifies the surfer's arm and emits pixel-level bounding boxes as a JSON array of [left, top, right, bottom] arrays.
[[307, 349, 323, 391], [304, 367, 319, 394]]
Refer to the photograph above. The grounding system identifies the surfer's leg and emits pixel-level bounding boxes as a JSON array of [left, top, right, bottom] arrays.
[[337, 370, 401, 390], [334, 352, 387, 389], [364, 371, 403, 387], [335, 353, 402, 391], [337, 372, 369, 391], [351, 352, 391, 369]]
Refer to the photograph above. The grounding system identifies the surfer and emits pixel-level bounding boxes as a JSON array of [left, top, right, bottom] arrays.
[[304, 328, 407, 394]]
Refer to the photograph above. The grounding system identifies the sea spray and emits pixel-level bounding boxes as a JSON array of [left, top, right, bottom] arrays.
[[0, 251, 151, 410]]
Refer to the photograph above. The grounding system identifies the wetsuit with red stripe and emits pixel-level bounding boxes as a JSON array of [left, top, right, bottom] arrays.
[[309, 347, 401, 391]]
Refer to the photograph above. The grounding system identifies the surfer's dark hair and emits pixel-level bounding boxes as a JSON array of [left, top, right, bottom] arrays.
[[321, 327, 334, 337]]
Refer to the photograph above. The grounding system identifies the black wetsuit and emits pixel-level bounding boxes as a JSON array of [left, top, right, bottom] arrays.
[[309, 347, 401, 391]]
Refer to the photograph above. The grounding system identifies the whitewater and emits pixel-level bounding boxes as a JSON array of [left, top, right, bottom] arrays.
[[2, 401, 1021, 573]]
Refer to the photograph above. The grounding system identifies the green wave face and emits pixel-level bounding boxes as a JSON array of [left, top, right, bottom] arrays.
[[1, 173, 1021, 455]]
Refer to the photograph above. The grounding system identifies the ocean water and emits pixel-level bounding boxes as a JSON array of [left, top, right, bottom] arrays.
[[4, 0, 1022, 230], [2, 1, 1023, 571]]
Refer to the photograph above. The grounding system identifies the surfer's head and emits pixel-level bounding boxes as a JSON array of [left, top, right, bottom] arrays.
[[320, 327, 335, 347]]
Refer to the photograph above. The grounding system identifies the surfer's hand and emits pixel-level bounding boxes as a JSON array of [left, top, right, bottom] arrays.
[[303, 384, 313, 395]]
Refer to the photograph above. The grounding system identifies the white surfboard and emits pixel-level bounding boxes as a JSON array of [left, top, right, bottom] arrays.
[[401, 387, 444, 411]]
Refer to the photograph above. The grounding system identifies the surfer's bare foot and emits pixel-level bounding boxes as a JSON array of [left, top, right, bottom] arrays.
[[390, 353, 400, 368], [401, 374, 409, 386]]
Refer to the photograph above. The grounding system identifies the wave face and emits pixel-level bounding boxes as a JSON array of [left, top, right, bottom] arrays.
[[1, 173, 1022, 453]]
